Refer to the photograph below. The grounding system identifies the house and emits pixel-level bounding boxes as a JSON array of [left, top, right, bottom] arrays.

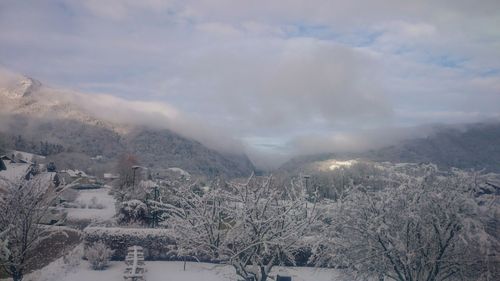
[[60, 169, 101, 189], [9, 150, 46, 164], [61, 169, 90, 179], [1, 154, 22, 164], [0, 159, 60, 187], [103, 173, 120, 184], [0, 161, 34, 182], [1, 155, 12, 162]]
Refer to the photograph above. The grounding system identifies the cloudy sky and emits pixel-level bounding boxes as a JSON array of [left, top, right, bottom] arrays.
[[1, 0, 500, 167]]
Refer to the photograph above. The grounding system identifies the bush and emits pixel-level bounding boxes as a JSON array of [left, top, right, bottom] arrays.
[[87, 196, 105, 209], [84, 227, 176, 260], [62, 246, 83, 273], [85, 242, 114, 270], [117, 200, 148, 225]]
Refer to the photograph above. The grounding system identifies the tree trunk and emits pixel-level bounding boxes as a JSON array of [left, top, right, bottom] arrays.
[[9, 264, 23, 281], [259, 266, 268, 281], [12, 270, 23, 281]]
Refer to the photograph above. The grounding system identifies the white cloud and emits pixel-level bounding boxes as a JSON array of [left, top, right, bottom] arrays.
[[80, 0, 174, 20], [0, 0, 499, 167]]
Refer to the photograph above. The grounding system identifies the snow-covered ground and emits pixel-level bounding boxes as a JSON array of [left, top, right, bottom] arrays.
[[19, 256, 341, 281], [66, 187, 116, 222]]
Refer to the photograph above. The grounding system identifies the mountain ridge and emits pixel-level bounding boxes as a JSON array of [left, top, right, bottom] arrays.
[[0, 75, 255, 178], [280, 122, 500, 173]]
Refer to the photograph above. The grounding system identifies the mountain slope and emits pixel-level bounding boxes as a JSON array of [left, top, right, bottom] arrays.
[[0, 76, 254, 178], [126, 128, 254, 177], [365, 123, 500, 172], [280, 123, 500, 173]]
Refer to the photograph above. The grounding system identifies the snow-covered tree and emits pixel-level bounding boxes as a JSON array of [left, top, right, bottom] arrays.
[[165, 179, 229, 262], [0, 177, 65, 281], [167, 175, 318, 281], [117, 199, 148, 225], [312, 166, 497, 281], [84, 242, 114, 270], [222, 176, 319, 281]]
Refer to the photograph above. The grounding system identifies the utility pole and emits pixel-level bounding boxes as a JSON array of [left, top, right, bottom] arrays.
[[303, 174, 310, 218], [303, 175, 310, 193]]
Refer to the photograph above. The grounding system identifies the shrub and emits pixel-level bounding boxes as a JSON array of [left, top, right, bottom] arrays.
[[87, 196, 105, 209], [117, 200, 148, 225], [84, 227, 176, 260], [85, 242, 114, 270], [62, 246, 82, 273]]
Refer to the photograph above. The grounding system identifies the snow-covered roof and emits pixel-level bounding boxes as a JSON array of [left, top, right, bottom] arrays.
[[61, 169, 89, 178], [167, 167, 191, 178], [103, 173, 119, 179], [34, 172, 58, 184], [11, 150, 45, 164], [0, 162, 31, 182]]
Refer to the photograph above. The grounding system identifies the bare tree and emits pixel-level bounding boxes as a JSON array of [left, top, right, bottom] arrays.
[[113, 154, 142, 202], [312, 166, 498, 281], [167, 175, 318, 281], [0, 177, 64, 281]]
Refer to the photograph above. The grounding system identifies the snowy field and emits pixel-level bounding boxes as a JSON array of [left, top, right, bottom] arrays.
[[20, 259, 342, 281], [66, 187, 116, 222]]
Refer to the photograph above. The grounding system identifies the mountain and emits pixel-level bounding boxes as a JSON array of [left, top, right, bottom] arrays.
[[364, 123, 500, 172], [0, 76, 254, 178], [280, 122, 500, 173]]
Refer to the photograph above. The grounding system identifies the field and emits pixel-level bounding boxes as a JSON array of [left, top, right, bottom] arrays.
[[21, 257, 343, 281]]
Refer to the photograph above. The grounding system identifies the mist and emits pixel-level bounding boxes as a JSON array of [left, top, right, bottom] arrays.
[[1, 0, 500, 169]]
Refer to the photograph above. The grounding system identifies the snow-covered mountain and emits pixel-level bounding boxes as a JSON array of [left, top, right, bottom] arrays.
[[0, 75, 254, 178], [0, 76, 129, 132], [280, 122, 500, 173]]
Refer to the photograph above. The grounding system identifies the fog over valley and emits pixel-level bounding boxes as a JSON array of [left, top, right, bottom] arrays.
[[0, 2, 499, 281]]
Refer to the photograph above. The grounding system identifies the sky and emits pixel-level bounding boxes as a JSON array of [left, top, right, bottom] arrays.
[[1, 0, 500, 168]]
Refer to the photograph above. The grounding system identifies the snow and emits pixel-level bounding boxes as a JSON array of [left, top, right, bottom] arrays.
[[84, 227, 173, 238], [328, 160, 357, 170], [103, 173, 119, 179], [16, 258, 341, 281], [12, 150, 45, 163], [0, 163, 30, 182], [66, 187, 116, 221], [61, 169, 90, 178], [167, 167, 190, 178]]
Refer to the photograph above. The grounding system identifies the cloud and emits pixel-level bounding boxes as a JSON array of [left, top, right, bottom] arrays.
[[55, 88, 247, 154], [171, 37, 392, 136], [79, 0, 174, 20], [0, 69, 245, 155], [286, 125, 437, 156], [0, 0, 499, 168]]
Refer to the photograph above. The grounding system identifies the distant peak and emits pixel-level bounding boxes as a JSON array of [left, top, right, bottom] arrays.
[[2, 75, 43, 98], [17, 75, 42, 97]]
